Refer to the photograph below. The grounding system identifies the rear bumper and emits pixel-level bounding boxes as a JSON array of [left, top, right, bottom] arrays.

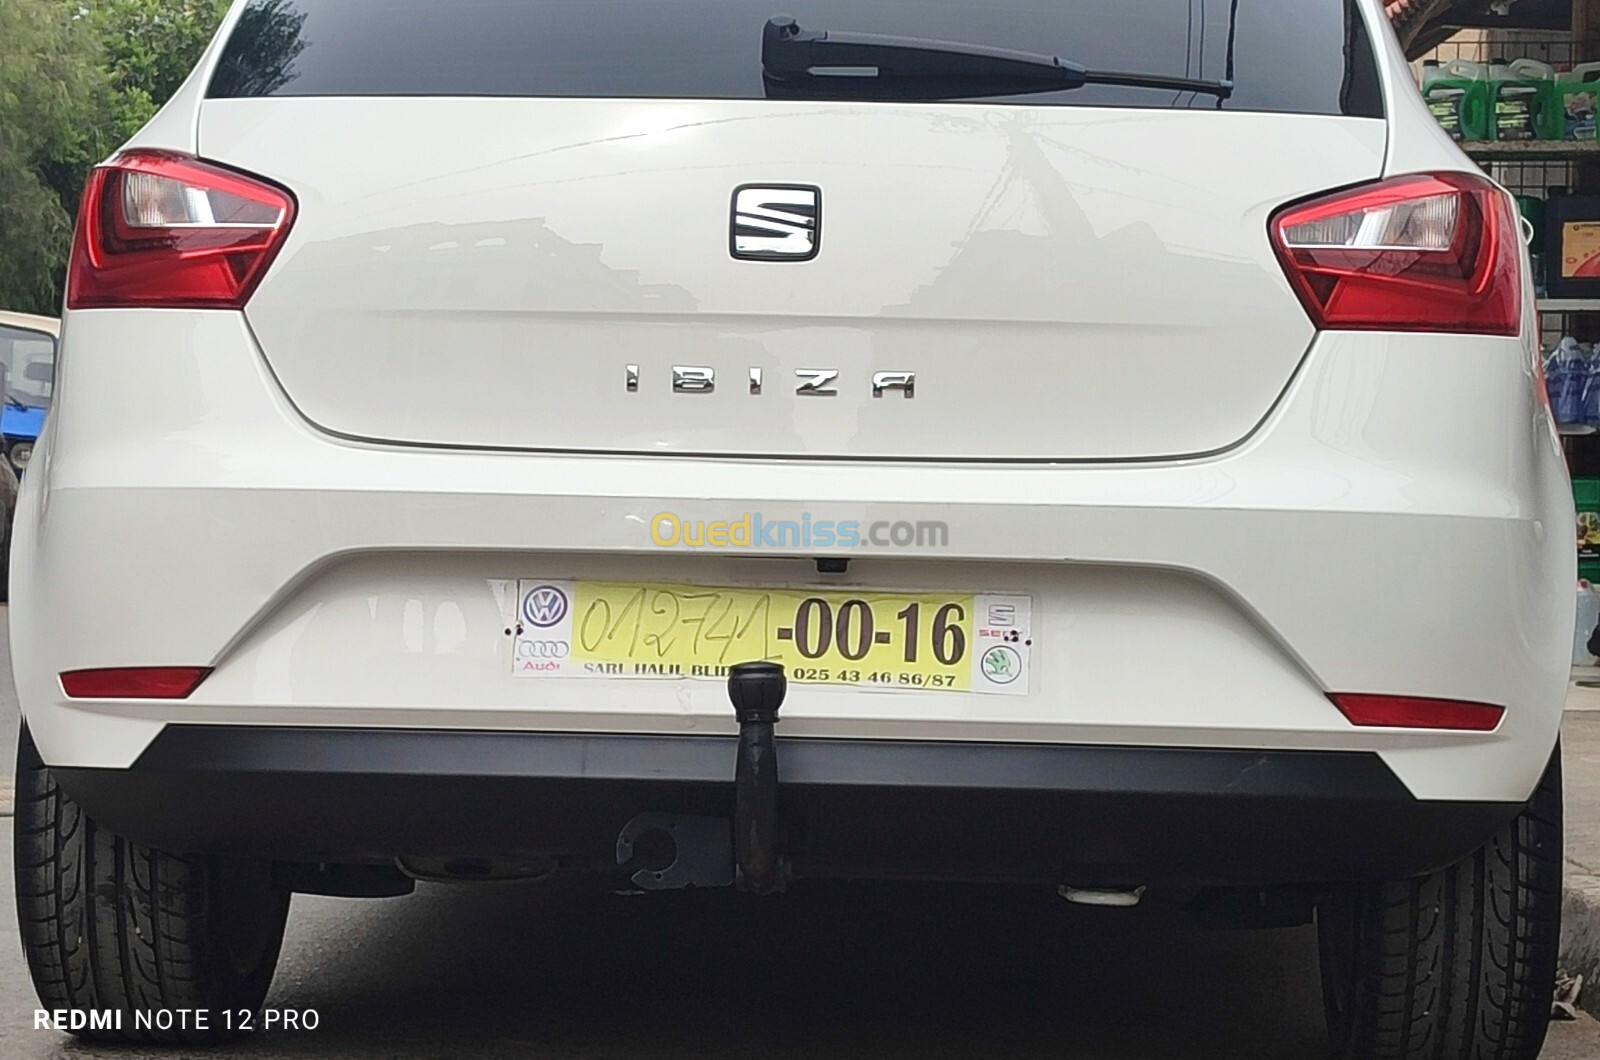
[[52, 725, 1521, 887], [12, 311, 1575, 809]]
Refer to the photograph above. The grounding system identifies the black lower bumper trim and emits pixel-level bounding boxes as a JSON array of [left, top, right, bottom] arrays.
[[49, 726, 1521, 886]]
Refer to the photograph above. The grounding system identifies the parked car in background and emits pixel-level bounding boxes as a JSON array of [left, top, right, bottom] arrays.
[[0, 312, 44, 600], [0, 311, 58, 476]]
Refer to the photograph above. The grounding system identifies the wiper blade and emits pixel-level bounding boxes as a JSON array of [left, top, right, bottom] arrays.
[[762, 16, 1233, 101]]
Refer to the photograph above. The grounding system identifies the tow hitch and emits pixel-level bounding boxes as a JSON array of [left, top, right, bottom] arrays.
[[613, 661, 789, 893], [728, 661, 788, 894]]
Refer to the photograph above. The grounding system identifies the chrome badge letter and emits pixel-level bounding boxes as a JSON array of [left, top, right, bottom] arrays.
[[794, 368, 839, 396], [672, 366, 716, 393], [872, 371, 916, 399]]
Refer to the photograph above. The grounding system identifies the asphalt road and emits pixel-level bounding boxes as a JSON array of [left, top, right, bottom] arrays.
[[1, 608, 1599, 1059]]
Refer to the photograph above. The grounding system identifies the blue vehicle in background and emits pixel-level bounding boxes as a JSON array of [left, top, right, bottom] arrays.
[[0, 311, 57, 474], [0, 311, 52, 599], [3, 400, 47, 469]]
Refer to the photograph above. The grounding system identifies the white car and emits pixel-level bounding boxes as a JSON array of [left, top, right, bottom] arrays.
[[11, 1, 1572, 1055]]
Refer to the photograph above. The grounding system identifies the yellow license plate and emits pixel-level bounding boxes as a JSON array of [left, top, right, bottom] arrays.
[[511, 579, 1032, 695]]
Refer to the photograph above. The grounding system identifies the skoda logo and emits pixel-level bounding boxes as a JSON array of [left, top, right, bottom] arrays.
[[981, 646, 1022, 685], [521, 585, 570, 629]]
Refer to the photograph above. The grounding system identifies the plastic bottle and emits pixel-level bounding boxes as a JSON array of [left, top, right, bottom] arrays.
[[1513, 59, 1559, 131], [1547, 336, 1588, 424], [1556, 338, 1587, 423], [1446, 58, 1491, 79], [1556, 62, 1600, 140], [1576, 581, 1600, 665], [1583, 343, 1600, 424], [1423, 60, 1492, 142], [1495, 58, 1555, 141]]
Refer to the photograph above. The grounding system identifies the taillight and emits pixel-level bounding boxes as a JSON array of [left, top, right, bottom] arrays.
[[1329, 693, 1504, 732], [1270, 172, 1521, 336], [67, 150, 296, 310], [60, 667, 212, 699]]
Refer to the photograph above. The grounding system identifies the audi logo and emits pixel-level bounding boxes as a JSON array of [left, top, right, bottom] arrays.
[[516, 640, 570, 659]]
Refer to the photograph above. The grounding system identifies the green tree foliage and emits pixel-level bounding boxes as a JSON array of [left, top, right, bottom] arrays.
[[0, 0, 102, 313], [0, 0, 230, 314], [91, 0, 231, 141]]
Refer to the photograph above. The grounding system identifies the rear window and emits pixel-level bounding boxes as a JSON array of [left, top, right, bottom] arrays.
[[209, 0, 1384, 117]]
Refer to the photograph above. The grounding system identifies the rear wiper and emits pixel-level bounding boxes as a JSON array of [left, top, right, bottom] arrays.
[[762, 16, 1234, 101]]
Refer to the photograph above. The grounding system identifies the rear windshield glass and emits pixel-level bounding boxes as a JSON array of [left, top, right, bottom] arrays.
[[209, 0, 1384, 117]]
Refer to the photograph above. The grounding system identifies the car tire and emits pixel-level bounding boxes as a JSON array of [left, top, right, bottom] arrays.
[[12, 723, 290, 1043], [1316, 747, 1562, 1060]]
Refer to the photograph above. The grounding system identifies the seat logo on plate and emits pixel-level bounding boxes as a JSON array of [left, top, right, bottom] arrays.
[[731, 184, 821, 261], [521, 585, 570, 628]]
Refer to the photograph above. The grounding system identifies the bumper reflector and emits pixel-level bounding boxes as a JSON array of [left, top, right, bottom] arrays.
[[1329, 693, 1504, 732], [60, 667, 212, 700]]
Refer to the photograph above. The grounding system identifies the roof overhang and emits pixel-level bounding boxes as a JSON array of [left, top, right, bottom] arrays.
[[1389, 0, 1567, 57]]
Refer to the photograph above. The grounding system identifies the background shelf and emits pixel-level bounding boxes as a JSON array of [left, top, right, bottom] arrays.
[[1464, 140, 1600, 161]]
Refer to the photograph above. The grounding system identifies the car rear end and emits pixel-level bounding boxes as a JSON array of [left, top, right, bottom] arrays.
[[10, 1, 1575, 1053]]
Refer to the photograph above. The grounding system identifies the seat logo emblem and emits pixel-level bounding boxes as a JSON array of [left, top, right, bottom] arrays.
[[521, 585, 570, 629], [731, 185, 821, 261]]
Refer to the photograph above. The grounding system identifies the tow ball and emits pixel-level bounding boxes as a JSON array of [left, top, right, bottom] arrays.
[[728, 660, 788, 895], [613, 661, 789, 893]]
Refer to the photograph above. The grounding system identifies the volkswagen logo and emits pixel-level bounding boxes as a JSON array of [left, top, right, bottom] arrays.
[[521, 585, 570, 628]]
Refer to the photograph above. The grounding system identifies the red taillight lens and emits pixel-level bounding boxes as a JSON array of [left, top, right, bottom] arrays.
[[1329, 693, 1505, 732], [1271, 173, 1522, 336], [60, 667, 212, 699], [67, 150, 296, 310]]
